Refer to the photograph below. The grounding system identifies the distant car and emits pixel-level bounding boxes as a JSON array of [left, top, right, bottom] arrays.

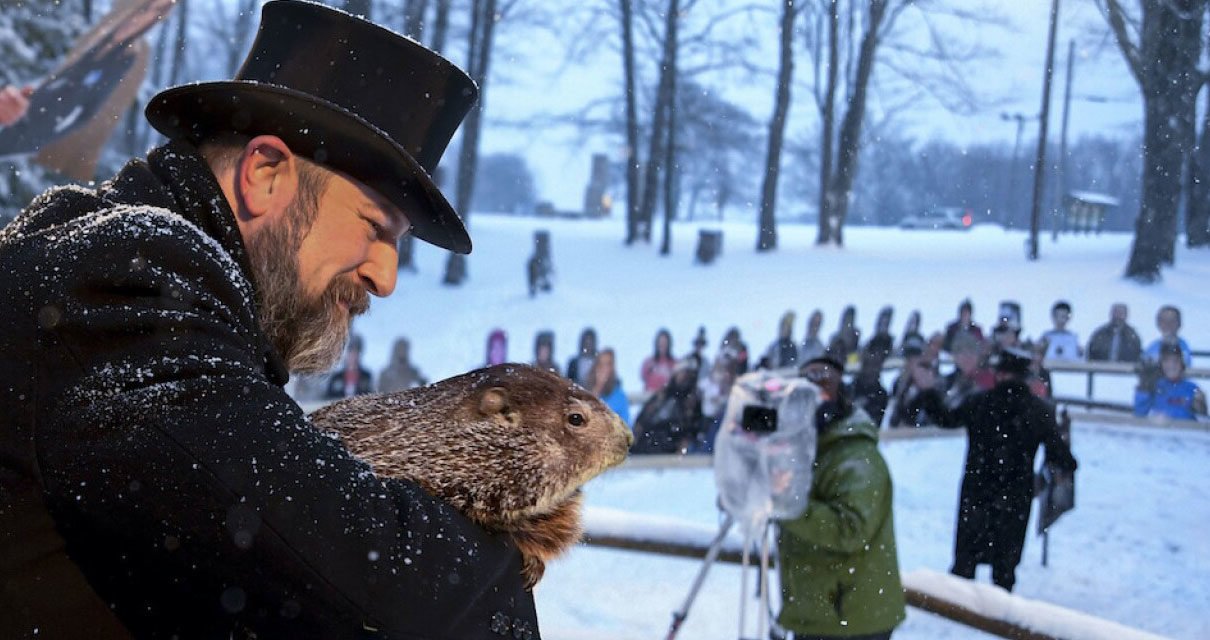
[[899, 207, 973, 230]]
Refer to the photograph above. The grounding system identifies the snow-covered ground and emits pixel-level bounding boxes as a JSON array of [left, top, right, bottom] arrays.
[[347, 214, 1210, 639]]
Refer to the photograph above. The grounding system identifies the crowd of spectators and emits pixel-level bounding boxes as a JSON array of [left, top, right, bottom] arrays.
[[294, 299, 1206, 439]]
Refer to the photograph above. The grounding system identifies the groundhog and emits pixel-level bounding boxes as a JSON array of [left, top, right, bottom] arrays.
[[309, 363, 633, 588]]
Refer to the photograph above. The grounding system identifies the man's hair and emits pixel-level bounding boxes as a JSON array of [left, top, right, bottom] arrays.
[[198, 132, 331, 231], [1052, 300, 1071, 315], [1158, 304, 1182, 325]]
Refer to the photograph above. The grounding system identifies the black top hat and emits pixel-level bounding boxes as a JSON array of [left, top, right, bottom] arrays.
[[145, 0, 477, 253]]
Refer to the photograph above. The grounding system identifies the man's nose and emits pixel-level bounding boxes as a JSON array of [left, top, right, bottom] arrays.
[[357, 241, 398, 297]]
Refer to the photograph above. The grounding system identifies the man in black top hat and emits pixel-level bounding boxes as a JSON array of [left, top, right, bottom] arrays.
[[0, 2, 541, 639], [909, 347, 1077, 592]]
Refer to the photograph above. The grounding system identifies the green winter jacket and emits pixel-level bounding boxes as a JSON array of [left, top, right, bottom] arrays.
[[777, 408, 906, 637]]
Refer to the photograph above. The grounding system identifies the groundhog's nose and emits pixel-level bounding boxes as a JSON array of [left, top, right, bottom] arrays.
[[614, 414, 634, 448]]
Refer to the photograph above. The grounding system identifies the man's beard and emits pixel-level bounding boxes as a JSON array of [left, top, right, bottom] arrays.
[[246, 200, 371, 374]]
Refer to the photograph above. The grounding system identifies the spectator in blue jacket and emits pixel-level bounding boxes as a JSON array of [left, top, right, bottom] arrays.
[[588, 348, 631, 425], [1135, 343, 1206, 420], [1144, 305, 1192, 367]]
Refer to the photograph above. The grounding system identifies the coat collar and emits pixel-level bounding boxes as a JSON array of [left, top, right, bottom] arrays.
[[102, 141, 290, 387]]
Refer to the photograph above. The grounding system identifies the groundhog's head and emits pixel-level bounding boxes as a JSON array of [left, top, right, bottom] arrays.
[[467, 364, 632, 513]]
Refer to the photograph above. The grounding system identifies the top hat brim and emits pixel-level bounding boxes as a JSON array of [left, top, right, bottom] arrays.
[[145, 81, 472, 254]]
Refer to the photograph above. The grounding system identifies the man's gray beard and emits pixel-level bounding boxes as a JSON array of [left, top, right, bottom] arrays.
[[246, 202, 370, 374]]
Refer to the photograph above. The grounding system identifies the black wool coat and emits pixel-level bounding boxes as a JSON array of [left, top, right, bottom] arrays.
[[0, 142, 539, 640], [914, 380, 1077, 571]]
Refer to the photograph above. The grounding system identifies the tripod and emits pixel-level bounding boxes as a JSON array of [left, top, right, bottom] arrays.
[[665, 511, 780, 640]]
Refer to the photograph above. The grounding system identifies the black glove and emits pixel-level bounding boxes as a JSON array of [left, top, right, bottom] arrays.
[[1136, 360, 1161, 393]]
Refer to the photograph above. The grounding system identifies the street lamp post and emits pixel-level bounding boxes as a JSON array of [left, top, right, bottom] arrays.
[[1001, 112, 1034, 228]]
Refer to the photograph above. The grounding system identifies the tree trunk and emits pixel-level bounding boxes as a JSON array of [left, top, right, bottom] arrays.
[[444, 0, 496, 286], [757, 0, 795, 252], [815, 0, 839, 245], [821, 0, 889, 248], [169, 0, 189, 86], [660, 36, 678, 257], [1185, 71, 1210, 247], [429, 0, 450, 51], [638, 0, 679, 244], [1122, 1, 1203, 280], [403, 0, 428, 39], [620, 0, 641, 245], [343, 0, 372, 19]]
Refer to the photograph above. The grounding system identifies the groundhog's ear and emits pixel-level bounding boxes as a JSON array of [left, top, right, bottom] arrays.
[[479, 387, 510, 416]]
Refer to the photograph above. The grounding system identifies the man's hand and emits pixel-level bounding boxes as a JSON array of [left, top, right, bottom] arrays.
[[0, 85, 33, 127]]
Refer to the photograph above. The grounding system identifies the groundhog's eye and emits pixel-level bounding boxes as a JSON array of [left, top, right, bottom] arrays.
[[567, 413, 586, 427]]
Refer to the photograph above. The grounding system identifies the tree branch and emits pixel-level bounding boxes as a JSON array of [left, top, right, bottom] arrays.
[[1097, 0, 1143, 86]]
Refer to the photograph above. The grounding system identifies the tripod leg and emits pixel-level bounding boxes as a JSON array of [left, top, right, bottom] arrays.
[[758, 521, 774, 640], [738, 523, 754, 640], [666, 514, 736, 640]]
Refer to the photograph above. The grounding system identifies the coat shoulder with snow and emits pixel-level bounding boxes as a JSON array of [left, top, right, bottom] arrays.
[[0, 143, 538, 640], [777, 409, 906, 637]]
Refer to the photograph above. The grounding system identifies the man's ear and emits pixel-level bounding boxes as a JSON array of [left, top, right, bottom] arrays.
[[236, 135, 299, 220]]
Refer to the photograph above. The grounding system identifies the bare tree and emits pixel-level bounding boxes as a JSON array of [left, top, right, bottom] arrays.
[[343, 0, 372, 19], [444, 0, 500, 285], [802, 0, 989, 246], [814, 0, 900, 246], [658, 0, 680, 255], [756, 0, 798, 252], [403, 0, 428, 37], [429, 0, 451, 50], [1184, 16, 1210, 247], [620, 0, 642, 245], [636, 0, 679, 246], [169, 0, 190, 87], [1099, 0, 1208, 281]]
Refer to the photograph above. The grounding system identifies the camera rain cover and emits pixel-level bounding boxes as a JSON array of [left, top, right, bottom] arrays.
[[714, 370, 818, 531]]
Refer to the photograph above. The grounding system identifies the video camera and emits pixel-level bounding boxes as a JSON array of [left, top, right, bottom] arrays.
[[713, 369, 819, 531]]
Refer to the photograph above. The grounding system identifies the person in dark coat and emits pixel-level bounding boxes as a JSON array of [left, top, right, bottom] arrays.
[[532, 329, 560, 375], [759, 310, 799, 370], [324, 334, 374, 399], [566, 327, 598, 387], [1086, 302, 1142, 363], [829, 305, 861, 365], [847, 341, 890, 427], [943, 298, 985, 354], [377, 336, 428, 392], [0, 3, 539, 639], [910, 347, 1077, 592], [631, 359, 703, 454]]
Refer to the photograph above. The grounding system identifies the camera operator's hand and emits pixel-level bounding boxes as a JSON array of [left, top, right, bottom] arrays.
[[771, 469, 793, 495]]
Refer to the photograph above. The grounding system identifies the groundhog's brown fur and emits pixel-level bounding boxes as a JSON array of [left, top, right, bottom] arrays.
[[309, 363, 632, 588]]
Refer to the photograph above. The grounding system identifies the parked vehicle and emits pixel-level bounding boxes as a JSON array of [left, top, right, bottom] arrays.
[[899, 206, 973, 230]]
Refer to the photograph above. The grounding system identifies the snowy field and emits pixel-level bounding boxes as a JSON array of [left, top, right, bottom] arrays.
[[345, 214, 1210, 639]]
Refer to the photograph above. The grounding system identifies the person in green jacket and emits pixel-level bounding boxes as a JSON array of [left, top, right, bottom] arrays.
[[776, 356, 906, 640]]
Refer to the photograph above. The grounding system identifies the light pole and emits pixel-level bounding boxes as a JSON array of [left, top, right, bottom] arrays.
[[1001, 112, 1035, 228], [1027, 0, 1061, 261]]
